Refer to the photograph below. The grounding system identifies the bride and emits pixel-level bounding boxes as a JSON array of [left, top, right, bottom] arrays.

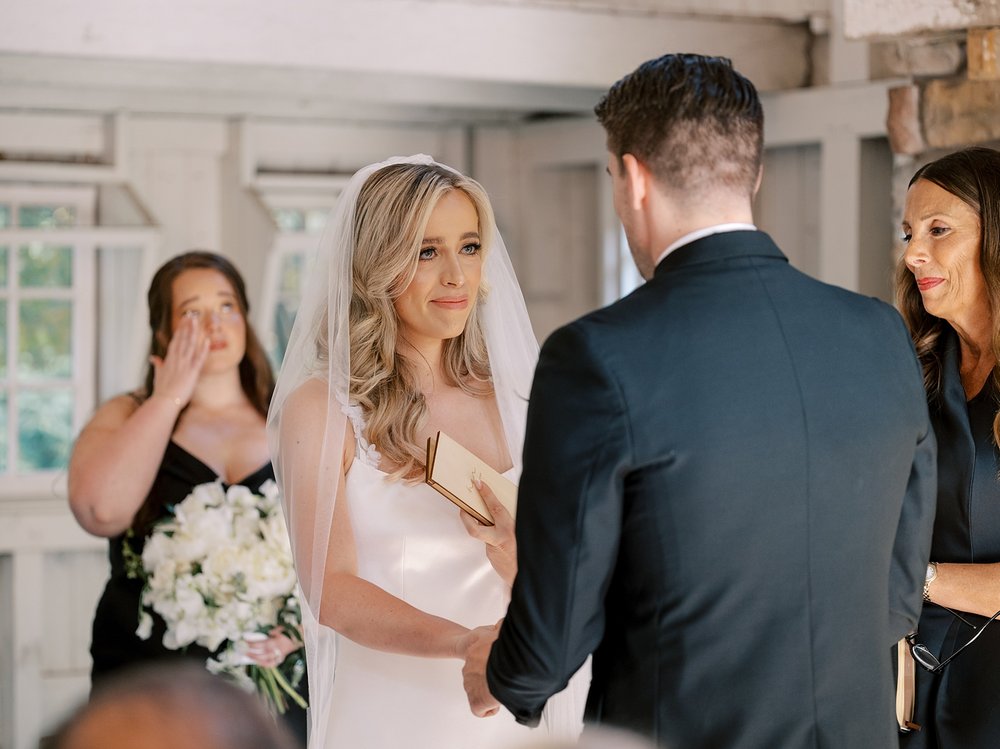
[[267, 155, 587, 747]]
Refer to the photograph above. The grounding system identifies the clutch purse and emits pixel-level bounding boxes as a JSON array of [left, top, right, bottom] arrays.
[[425, 431, 517, 526]]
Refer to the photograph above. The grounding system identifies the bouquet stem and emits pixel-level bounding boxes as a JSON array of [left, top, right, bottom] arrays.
[[273, 666, 309, 710], [255, 665, 308, 714]]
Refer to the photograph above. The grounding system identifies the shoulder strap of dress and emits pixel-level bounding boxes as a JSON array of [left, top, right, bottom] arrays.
[[336, 393, 382, 468]]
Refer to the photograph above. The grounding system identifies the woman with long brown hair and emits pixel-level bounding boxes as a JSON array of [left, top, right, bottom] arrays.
[[898, 146, 1000, 747], [69, 251, 306, 743]]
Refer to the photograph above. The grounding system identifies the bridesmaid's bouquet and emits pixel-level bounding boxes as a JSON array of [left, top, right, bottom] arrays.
[[123, 479, 307, 713]]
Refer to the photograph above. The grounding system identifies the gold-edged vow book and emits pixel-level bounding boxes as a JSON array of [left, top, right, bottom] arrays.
[[425, 431, 517, 526]]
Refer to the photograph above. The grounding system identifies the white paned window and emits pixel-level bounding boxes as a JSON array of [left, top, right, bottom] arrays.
[[0, 186, 96, 493], [0, 186, 158, 497]]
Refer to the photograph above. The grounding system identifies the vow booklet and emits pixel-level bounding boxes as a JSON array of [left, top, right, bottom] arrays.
[[425, 431, 517, 526]]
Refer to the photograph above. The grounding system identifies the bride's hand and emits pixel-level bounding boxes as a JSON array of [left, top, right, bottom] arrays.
[[460, 480, 517, 588], [454, 623, 498, 659]]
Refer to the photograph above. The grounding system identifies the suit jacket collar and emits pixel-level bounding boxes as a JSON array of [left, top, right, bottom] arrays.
[[939, 325, 992, 410], [940, 327, 968, 410], [653, 230, 787, 279]]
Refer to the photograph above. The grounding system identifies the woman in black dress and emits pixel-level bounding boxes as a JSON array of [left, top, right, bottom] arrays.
[[897, 146, 1000, 748], [68, 251, 306, 744]]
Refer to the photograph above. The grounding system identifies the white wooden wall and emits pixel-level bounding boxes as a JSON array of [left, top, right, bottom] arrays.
[[0, 518, 105, 749]]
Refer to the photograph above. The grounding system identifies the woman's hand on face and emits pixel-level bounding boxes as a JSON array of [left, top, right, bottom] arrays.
[[460, 480, 517, 588], [149, 316, 210, 408]]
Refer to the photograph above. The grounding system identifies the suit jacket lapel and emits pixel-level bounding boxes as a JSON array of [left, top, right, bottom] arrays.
[[930, 329, 977, 557]]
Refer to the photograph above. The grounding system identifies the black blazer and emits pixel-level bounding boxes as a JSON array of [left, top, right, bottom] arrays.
[[487, 231, 937, 748], [901, 330, 1000, 748]]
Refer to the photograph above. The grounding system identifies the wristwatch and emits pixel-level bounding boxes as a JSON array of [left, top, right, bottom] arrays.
[[923, 562, 938, 602]]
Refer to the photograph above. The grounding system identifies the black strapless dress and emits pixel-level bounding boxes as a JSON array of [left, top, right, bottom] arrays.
[[90, 440, 307, 745]]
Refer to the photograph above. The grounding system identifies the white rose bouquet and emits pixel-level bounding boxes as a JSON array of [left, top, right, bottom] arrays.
[[124, 479, 307, 713]]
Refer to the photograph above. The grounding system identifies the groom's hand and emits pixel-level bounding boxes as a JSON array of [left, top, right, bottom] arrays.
[[463, 623, 502, 718]]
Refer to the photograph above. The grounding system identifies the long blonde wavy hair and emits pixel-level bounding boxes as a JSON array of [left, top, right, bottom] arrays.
[[896, 146, 1000, 442], [349, 162, 495, 479]]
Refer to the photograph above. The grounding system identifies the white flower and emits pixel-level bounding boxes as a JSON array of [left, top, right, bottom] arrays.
[[136, 611, 154, 640], [182, 504, 234, 549], [131, 479, 303, 709], [258, 479, 281, 510], [188, 481, 226, 511], [141, 532, 174, 571], [201, 544, 244, 586], [232, 511, 262, 544], [226, 484, 258, 512]]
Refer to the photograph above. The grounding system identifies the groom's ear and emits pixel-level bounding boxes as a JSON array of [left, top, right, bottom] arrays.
[[621, 154, 649, 212]]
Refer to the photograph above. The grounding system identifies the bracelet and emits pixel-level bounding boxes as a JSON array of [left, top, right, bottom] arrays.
[[156, 394, 184, 408], [923, 562, 938, 602]]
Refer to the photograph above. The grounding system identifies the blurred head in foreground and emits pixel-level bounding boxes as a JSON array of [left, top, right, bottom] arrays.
[[49, 662, 298, 749]]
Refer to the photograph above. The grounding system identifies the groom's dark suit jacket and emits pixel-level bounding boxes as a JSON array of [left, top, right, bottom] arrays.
[[487, 231, 937, 748]]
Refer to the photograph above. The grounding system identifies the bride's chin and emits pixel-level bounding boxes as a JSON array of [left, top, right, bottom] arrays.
[[430, 321, 471, 342]]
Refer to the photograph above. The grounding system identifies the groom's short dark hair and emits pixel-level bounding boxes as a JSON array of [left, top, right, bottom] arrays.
[[595, 53, 763, 197]]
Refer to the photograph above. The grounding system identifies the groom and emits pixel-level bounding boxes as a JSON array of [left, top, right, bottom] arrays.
[[463, 54, 937, 747]]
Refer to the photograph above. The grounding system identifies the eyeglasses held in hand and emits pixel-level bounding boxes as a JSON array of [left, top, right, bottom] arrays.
[[906, 606, 1000, 673]]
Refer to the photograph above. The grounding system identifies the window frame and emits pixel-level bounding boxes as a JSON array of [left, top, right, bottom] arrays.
[[0, 185, 160, 497], [0, 233, 94, 495], [257, 234, 321, 370], [0, 186, 96, 495], [255, 185, 342, 369], [0, 185, 96, 229]]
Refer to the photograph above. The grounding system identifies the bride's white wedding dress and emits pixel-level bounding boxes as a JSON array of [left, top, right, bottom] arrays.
[[310, 427, 588, 749]]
